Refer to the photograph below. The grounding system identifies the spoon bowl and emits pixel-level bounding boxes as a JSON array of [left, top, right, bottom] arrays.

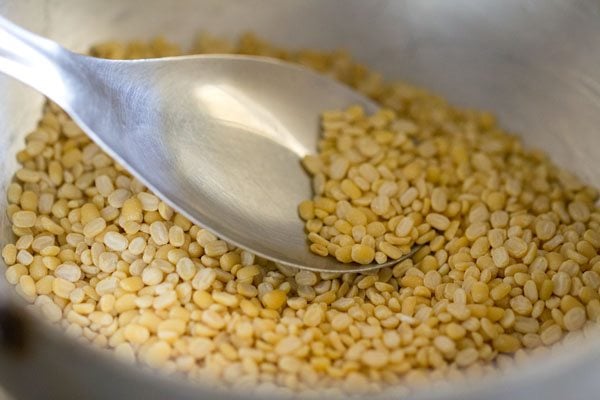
[[0, 16, 416, 272]]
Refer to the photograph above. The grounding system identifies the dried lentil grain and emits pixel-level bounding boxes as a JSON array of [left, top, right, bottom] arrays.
[[2, 33, 599, 398]]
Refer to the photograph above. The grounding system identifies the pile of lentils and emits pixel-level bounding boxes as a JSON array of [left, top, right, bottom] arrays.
[[2, 33, 600, 396]]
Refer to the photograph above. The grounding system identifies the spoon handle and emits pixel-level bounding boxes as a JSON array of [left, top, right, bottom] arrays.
[[0, 15, 72, 104]]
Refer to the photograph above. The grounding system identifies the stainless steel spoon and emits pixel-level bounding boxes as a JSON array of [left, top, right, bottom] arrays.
[[0, 16, 416, 273]]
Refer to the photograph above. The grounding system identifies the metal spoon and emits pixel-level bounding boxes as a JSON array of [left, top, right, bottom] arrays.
[[0, 16, 416, 273]]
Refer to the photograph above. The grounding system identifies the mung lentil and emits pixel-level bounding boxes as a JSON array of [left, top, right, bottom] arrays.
[[1, 33, 599, 397]]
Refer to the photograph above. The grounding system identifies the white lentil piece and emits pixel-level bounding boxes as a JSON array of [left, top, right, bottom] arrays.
[[128, 237, 146, 255], [331, 313, 353, 331], [83, 217, 106, 238], [95, 175, 114, 197], [295, 270, 318, 286], [204, 240, 228, 257], [95, 277, 118, 296], [52, 278, 75, 299], [196, 229, 217, 246], [98, 252, 118, 273], [455, 348, 479, 367], [55, 263, 82, 282], [12, 210, 37, 228], [275, 336, 303, 356], [192, 268, 217, 290], [41, 301, 63, 322], [154, 291, 177, 310], [103, 231, 128, 252], [426, 213, 450, 231], [361, 350, 389, 368], [31, 235, 54, 253], [137, 192, 160, 211], [149, 221, 169, 246], [143, 341, 171, 367], [16, 250, 33, 266], [175, 257, 196, 281], [168, 225, 185, 247], [563, 307, 586, 332]]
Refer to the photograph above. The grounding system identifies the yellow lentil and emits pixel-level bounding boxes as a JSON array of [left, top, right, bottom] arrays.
[[1, 33, 598, 397]]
